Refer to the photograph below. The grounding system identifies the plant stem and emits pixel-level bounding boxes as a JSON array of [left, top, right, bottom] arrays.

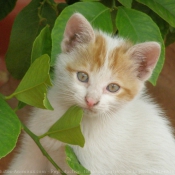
[[38, 132, 48, 139], [112, 0, 115, 8], [4, 94, 14, 100], [46, 0, 58, 14], [21, 122, 67, 175], [38, 0, 58, 23], [38, 0, 47, 23]]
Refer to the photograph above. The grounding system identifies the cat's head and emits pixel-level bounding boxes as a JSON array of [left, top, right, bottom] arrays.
[[55, 13, 161, 117]]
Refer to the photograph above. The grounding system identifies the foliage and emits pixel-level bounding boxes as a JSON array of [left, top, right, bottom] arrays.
[[5, 55, 53, 110], [0, 96, 21, 158], [0, 0, 175, 174], [39, 106, 85, 147], [65, 145, 91, 175], [5, 0, 58, 79]]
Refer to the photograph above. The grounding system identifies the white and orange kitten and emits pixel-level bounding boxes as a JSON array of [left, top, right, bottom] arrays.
[[6, 13, 175, 175]]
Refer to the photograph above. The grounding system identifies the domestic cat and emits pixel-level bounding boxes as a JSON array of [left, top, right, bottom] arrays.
[[5, 13, 175, 175]]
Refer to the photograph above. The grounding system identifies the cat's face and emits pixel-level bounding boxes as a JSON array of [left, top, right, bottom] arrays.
[[59, 36, 141, 117], [55, 13, 160, 117]]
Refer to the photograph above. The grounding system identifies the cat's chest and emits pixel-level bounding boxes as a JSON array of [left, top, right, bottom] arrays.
[[71, 116, 124, 172]]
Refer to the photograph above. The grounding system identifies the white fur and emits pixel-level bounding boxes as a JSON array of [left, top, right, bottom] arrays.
[[5, 28, 175, 175]]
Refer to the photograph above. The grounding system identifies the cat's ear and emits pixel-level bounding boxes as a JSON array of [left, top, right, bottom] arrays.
[[128, 42, 161, 81], [61, 13, 95, 52]]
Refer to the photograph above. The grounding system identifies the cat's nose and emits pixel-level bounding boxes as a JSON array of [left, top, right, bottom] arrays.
[[85, 97, 99, 108]]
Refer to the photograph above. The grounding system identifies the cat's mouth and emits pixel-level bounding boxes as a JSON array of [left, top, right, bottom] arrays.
[[83, 107, 98, 115], [78, 104, 99, 116]]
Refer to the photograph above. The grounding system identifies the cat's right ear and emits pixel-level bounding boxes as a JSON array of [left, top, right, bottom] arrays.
[[61, 13, 95, 53], [128, 42, 161, 81]]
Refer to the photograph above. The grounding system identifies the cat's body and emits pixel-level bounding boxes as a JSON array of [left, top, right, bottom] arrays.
[[5, 13, 175, 175]]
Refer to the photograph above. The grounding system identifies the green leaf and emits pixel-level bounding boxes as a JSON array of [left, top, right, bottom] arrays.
[[148, 12, 169, 40], [136, 0, 175, 28], [65, 145, 91, 175], [0, 95, 21, 158], [9, 54, 53, 110], [42, 106, 85, 147], [31, 25, 52, 64], [15, 101, 27, 111], [0, 0, 17, 20], [51, 2, 113, 66], [5, 0, 57, 79], [132, 1, 169, 40], [118, 0, 132, 8], [116, 7, 165, 85]]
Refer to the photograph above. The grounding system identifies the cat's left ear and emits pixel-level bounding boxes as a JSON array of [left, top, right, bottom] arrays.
[[61, 13, 95, 52], [128, 42, 161, 81]]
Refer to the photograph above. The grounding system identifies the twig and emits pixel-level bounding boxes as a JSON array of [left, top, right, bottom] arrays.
[[21, 122, 67, 175]]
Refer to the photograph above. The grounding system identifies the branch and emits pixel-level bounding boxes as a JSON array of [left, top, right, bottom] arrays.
[[21, 122, 67, 175]]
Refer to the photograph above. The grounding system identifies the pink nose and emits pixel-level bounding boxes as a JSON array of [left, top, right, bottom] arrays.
[[85, 97, 99, 108]]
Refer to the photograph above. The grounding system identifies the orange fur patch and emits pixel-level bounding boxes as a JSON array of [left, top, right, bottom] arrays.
[[108, 41, 140, 100], [66, 33, 107, 73], [109, 41, 133, 72], [66, 65, 76, 73], [89, 34, 106, 71]]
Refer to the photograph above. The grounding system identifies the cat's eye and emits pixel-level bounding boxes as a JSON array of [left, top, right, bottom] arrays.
[[77, 72, 89, 82], [106, 83, 120, 93]]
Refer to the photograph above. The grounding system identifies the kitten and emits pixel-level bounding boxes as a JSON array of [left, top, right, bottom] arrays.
[[5, 13, 175, 175]]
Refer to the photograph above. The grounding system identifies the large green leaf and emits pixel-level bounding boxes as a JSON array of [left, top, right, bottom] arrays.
[[5, 0, 57, 79], [132, 1, 169, 40], [51, 2, 113, 66], [118, 0, 132, 8], [0, 95, 21, 158], [65, 145, 90, 175], [42, 106, 85, 147], [116, 7, 165, 85], [0, 0, 17, 20], [9, 54, 53, 110], [31, 25, 52, 64], [136, 0, 175, 28]]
